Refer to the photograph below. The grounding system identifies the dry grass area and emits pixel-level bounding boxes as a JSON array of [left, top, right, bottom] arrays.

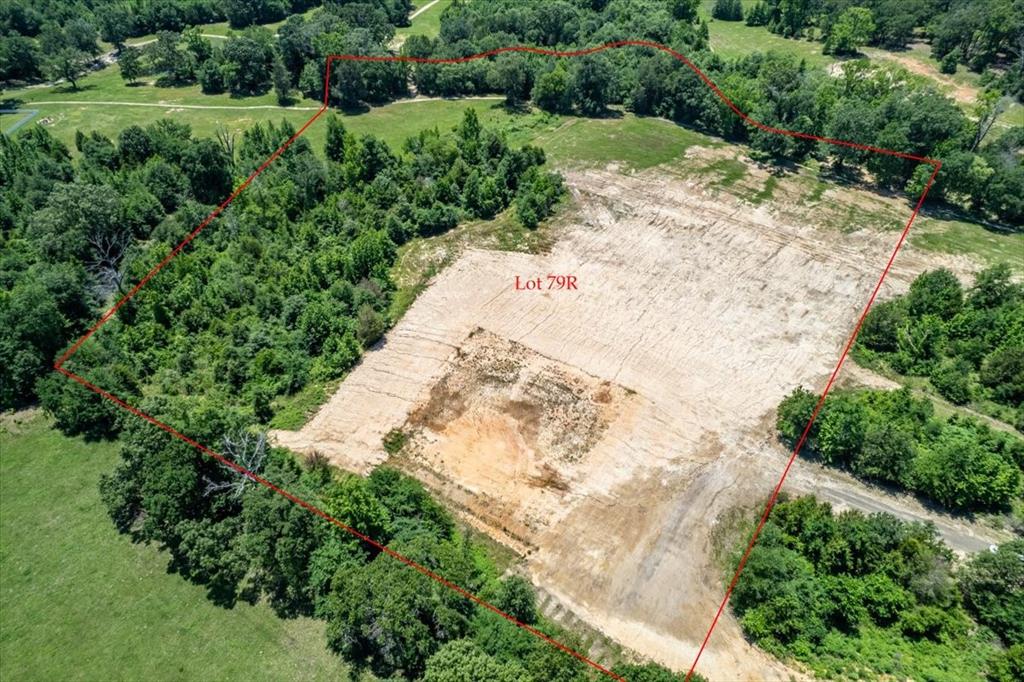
[[272, 158, 987, 680]]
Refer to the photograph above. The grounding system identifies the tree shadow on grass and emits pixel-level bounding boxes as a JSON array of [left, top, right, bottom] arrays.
[[50, 83, 99, 95]]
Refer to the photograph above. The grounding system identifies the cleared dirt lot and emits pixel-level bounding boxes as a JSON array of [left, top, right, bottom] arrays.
[[273, 162, 981, 680]]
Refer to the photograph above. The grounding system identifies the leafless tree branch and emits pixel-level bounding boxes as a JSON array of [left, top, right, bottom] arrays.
[[203, 431, 268, 498], [86, 228, 133, 298]]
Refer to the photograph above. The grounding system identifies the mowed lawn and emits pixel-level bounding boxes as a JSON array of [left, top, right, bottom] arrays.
[[0, 411, 357, 681], [396, 0, 453, 40], [699, 0, 834, 69]]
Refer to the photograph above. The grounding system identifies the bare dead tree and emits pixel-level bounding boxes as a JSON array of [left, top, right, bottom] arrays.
[[216, 124, 236, 170], [203, 431, 268, 498], [86, 228, 133, 298]]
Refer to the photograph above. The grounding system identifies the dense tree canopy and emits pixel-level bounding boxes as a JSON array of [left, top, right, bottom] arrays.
[[777, 381, 1023, 511], [732, 496, 1011, 679], [0, 110, 560, 420], [857, 265, 1023, 424]]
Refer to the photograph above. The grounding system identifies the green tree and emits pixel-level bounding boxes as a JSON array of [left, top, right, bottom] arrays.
[[272, 57, 291, 105], [712, 0, 743, 21], [322, 474, 394, 549], [493, 575, 538, 625], [117, 125, 153, 167], [745, 2, 770, 26], [324, 531, 476, 677], [825, 7, 876, 56], [776, 386, 818, 445], [670, 0, 700, 22], [970, 264, 1019, 310], [852, 425, 914, 485], [325, 115, 349, 162], [533, 64, 573, 114], [981, 346, 1024, 405], [912, 426, 1021, 510], [180, 139, 232, 204], [45, 47, 89, 89], [118, 46, 142, 85], [489, 53, 531, 106], [422, 640, 528, 682], [816, 393, 867, 464], [859, 299, 907, 352], [987, 644, 1024, 682], [907, 269, 963, 321], [960, 540, 1024, 645], [570, 55, 609, 116], [221, 30, 275, 96], [929, 358, 973, 404], [99, 6, 133, 51]]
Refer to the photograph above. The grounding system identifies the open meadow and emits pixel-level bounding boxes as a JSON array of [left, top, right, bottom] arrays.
[[0, 412, 363, 681]]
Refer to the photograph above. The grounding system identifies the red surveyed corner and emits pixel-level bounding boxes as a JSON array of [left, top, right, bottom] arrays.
[[53, 41, 941, 682]]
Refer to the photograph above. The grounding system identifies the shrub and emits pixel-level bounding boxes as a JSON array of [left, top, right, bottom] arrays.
[[930, 357, 974, 404]]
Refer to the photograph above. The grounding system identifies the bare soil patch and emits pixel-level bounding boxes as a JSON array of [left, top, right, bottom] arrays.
[[273, 166, 984, 680]]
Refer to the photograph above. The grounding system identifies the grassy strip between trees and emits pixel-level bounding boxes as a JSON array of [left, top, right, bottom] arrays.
[[729, 495, 1024, 681]]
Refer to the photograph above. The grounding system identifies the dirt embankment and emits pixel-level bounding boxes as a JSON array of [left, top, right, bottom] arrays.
[[273, 165, 990, 680]]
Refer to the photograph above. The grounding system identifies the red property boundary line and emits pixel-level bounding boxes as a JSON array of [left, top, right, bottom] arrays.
[[53, 40, 941, 681]]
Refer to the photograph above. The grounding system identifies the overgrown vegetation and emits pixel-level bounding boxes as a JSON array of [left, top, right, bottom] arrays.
[[776, 267, 1024, 516], [1, 109, 562, 419], [94, 398, 696, 680], [778, 384, 1023, 512], [4, 1, 1022, 227], [730, 495, 1022, 680], [856, 265, 1024, 428]]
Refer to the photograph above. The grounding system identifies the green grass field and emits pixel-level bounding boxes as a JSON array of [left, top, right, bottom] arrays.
[[698, 0, 1022, 129], [699, 0, 834, 69], [397, 0, 453, 40], [0, 411, 362, 681]]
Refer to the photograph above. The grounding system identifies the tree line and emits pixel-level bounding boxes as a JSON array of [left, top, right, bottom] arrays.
[[100, 402, 699, 680], [731, 495, 1023, 680], [741, 0, 1023, 99], [5, 0, 1022, 228], [0, 0, 409, 88], [778, 384, 1023, 512], [778, 268, 1024, 517], [388, 0, 1023, 226], [0, 108, 563, 422], [857, 265, 1023, 428]]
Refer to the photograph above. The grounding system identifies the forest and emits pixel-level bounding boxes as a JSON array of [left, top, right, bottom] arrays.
[[730, 496, 1023, 680], [856, 265, 1023, 427], [99, 411, 694, 680], [775, 264, 1023, 514], [3, 1, 1022, 227], [741, 0, 1023, 96], [2, 1, 1022, 680], [1, 108, 563, 423], [96, 400, 700, 681]]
